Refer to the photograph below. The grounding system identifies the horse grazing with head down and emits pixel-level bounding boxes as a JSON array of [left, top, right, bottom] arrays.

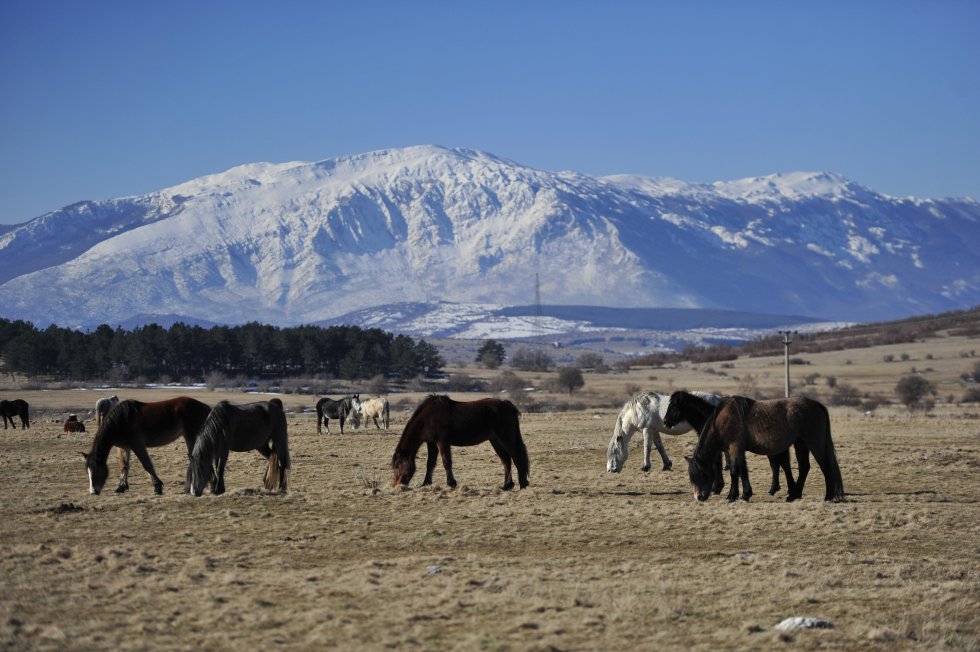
[[391, 395, 530, 490], [683, 395, 844, 503], [0, 399, 30, 429], [315, 395, 361, 434], [606, 391, 723, 474], [81, 397, 211, 495], [188, 398, 290, 496], [663, 390, 799, 499]]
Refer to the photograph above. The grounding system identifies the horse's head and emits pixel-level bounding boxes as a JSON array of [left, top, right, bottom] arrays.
[[81, 452, 109, 495], [606, 427, 630, 473], [391, 449, 416, 486], [662, 394, 686, 429], [685, 454, 717, 502]]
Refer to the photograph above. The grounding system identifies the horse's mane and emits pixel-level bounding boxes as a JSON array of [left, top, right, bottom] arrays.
[[189, 401, 234, 493]]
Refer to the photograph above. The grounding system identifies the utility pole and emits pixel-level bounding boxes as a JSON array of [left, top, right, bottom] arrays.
[[778, 330, 798, 397]]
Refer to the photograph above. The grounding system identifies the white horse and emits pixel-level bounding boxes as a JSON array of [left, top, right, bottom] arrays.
[[606, 391, 723, 473], [95, 395, 119, 427], [352, 397, 390, 430]]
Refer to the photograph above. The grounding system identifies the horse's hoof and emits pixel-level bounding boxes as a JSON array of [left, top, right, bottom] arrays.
[[741, 495, 752, 502], [640, 465, 651, 472], [501, 481, 514, 491], [153, 485, 163, 496], [447, 480, 458, 489], [786, 494, 799, 503], [768, 488, 778, 496], [663, 461, 672, 471], [115, 484, 128, 494]]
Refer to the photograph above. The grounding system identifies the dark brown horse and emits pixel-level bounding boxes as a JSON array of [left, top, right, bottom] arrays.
[[391, 395, 530, 490], [188, 398, 290, 496], [684, 395, 844, 503], [1, 399, 30, 429], [81, 396, 211, 495], [663, 390, 798, 499]]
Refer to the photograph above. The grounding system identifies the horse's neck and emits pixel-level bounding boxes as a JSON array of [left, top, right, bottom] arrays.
[[89, 426, 116, 461]]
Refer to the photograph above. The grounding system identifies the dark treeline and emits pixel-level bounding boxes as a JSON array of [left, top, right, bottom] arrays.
[[0, 319, 445, 381]]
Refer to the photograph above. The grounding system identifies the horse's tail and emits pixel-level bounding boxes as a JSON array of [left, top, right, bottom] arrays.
[[21, 401, 30, 428], [817, 404, 845, 502], [189, 404, 229, 496], [263, 408, 291, 493], [503, 400, 530, 485]]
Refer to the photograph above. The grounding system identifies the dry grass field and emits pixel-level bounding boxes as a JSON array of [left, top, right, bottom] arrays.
[[1, 331, 979, 651]]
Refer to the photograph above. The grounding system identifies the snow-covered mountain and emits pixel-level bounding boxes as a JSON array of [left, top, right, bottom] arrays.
[[0, 145, 977, 331]]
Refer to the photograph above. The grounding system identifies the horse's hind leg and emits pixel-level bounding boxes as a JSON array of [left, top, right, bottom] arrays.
[[791, 442, 810, 500], [489, 439, 515, 491], [422, 442, 438, 486], [116, 448, 131, 493]]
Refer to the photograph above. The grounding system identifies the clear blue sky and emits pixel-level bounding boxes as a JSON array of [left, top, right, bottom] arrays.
[[1, 0, 978, 224]]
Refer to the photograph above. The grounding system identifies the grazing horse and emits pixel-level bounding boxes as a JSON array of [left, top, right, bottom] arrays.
[[606, 391, 723, 473], [64, 415, 86, 433], [95, 395, 119, 427], [81, 397, 211, 495], [663, 390, 797, 498], [315, 394, 361, 434], [0, 399, 30, 429], [188, 398, 290, 496], [353, 397, 390, 430], [683, 395, 845, 503], [391, 395, 530, 490]]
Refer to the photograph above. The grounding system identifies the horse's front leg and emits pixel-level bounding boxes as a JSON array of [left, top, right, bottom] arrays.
[[130, 444, 164, 495], [726, 448, 743, 502], [339, 416, 345, 435], [213, 450, 228, 496], [649, 430, 671, 471], [437, 442, 457, 488], [116, 448, 131, 493], [422, 442, 437, 485]]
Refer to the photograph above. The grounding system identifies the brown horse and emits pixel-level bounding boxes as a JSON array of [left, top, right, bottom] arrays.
[[64, 415, 86, 433], [187, 398, 290, 496], [0, 399, 30, 429], [391, 395, 530, 490], [685, 395, 844, 503], [663, 390, 798, 499], [81, 397, 211, 495]]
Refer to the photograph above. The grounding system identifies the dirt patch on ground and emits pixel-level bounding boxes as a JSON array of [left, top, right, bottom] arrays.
[[1, 401, 978, 651]]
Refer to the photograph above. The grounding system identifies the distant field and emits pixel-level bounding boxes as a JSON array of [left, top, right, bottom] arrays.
[[1, 330, 978, 650]]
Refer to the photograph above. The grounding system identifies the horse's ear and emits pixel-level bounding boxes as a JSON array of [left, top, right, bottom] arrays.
[[683, 455, 691, 464]]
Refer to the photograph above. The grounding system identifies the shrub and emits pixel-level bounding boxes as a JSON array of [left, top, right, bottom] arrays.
[[895, 375, 937, 413], [509, 347, 553, 372]]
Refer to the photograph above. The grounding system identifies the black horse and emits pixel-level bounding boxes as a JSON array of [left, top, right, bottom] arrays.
[[663, 390, 798, 499], [188, 398, 290, 496], [315, 394, 361, 434], [0, 399, 30, 429], [684, 395, 844, 503]]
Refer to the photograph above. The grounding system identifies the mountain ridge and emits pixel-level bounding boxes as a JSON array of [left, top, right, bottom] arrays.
[[0, 145, 977, 330]]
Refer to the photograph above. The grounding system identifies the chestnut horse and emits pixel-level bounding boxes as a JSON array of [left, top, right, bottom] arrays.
[[684, 395, 844, 503], [187, 398, 290, 496], [391, 395, 530, 490], [81, 396, 211, 495]]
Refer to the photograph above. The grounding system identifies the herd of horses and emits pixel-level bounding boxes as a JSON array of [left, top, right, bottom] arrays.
[[66, 385, 844, 502]]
